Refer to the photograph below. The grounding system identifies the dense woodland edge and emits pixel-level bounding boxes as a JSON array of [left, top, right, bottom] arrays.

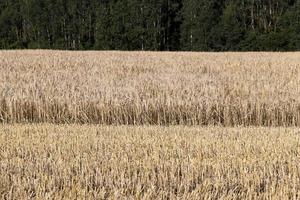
[[0, 0, 300, 51]]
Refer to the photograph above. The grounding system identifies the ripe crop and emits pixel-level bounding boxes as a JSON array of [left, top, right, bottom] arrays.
[[0, 50, 299, 126], [1, 125, 300, 199], [1, 51, 300, 199]]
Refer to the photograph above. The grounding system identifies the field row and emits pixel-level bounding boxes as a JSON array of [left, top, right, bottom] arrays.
[[1, 125, 300, 199], [0, 51, 299, 125]]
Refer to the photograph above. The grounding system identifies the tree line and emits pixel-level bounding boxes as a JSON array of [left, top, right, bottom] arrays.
[[0, 0, 299, 51]]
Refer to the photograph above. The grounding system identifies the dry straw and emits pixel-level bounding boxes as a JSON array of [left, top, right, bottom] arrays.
[[1, 125, 300, 199], [0, 50, 299, 126]]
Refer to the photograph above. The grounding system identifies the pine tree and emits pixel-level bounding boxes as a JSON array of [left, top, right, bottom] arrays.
[[181, 0, 220, 51], [212, 1, 244, 51], [0, 0, 299, 51]]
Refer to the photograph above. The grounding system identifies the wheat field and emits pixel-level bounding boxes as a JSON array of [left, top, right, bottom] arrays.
[[1, 51, 300, 199], [0, 125, 300, 199], [0, 50, 299, 126]]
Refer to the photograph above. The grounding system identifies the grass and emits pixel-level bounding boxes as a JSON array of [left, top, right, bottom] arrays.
[[0, 50, 299, 126], [1, 125, 300, 199]]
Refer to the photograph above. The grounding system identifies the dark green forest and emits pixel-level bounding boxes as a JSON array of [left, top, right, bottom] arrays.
[[0, 0, 299, 51]]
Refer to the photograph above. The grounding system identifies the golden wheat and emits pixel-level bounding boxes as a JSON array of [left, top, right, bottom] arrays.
[[0, 50, 299, 126], [0, 125, 299, 199]]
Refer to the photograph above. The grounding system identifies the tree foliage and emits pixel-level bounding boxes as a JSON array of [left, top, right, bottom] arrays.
[[0, 0, 299, 51]]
